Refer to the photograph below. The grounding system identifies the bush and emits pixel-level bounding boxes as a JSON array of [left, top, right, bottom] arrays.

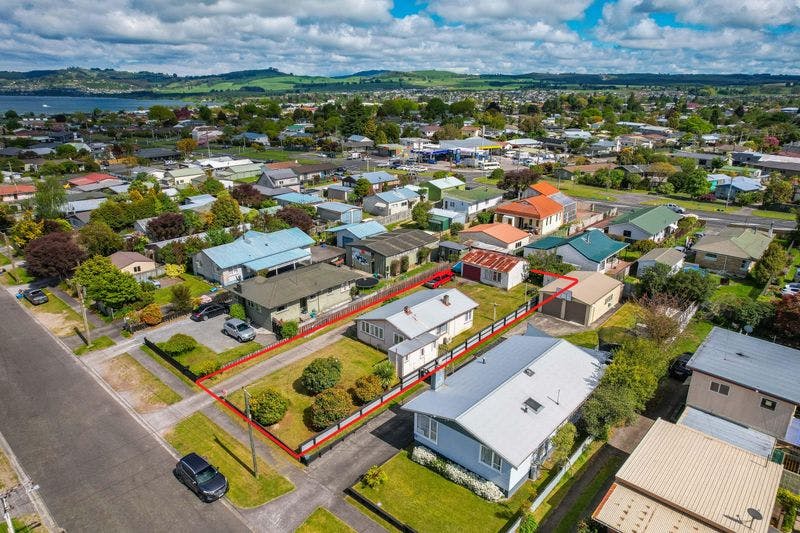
[[280, 320, 298, 339], [519, 513, 538, 533], [229, 303, 246, 320], [301, 357, 342, 394], [400, 255, 410, 273], [161, 333, 197, 355], [164, 263, 185, 277], [630, 239, 658, 254], [352, 374, 384, 404], [417, 246, 431, 263], [411, 445, 504, 501], [372, 360, 396, 388], [697, 193, 716, 202], [656, 182, 675, 195], [250, 388, 288, 426], [449, 222, 464, 235], [361, 465, 388, 489], [196, 359, 222, 377], [309, 387, 351, 430], [139, 303, 163, 326], [170, 284, 192, 313], [390, 259, 401, 276]]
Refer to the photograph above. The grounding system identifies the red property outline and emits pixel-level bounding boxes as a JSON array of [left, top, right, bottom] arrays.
[[196, 268, 579, 461]]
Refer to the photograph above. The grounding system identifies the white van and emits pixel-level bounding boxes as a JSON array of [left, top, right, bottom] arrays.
[[478, 160, 501, 170]]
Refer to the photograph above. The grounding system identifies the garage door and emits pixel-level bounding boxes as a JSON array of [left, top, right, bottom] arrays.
[[462, 263, 481, 282], [564, 301, 588, 325], [540, 297, 563, 318]]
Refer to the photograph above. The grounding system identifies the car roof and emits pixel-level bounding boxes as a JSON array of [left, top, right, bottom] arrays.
[[180, 453, 211, 473], [226, 318, 246, 326]]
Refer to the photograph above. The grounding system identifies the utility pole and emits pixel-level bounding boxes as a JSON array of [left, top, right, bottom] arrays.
[[243, 388, 258, 478], [74, 280, 91, 344], [2, 490, 13, 533], [1, 232, 15, 271]]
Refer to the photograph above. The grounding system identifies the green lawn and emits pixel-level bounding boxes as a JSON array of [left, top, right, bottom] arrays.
[[541, 179, 618, 202], [0, 252, 9, 266], [709, 275, 762, 301], [74, 335, 116, 355], [158, 340, 262, 375], [295, 508, 355, 533], [597, 303, 639, 346], [1, 267, 34, 285], [353, 451, 537, 533], [152, 274, 214, 305], [200, 147, 318, 164], [641, 195, 737, 213], [103, 353, 181, 410], [670, 319, 713, 356], [0, 518, 41, 533], [141, 344, 198, 388], [227, 337, 390, 448], [751, 209, 797, 221], [166, 413, 293, 508], [22, 288, 90, 337], [559, 330, 599, 349]]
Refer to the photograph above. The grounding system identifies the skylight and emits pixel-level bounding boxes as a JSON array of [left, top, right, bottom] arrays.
[[524, 398, 543, 413]]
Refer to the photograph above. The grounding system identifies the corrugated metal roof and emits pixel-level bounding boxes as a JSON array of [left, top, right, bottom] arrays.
[[427, 176, 465, 189], [275, 192, 324, 205], [678, 407, 775, 458], [353, 171, 396, 185], [687, 327, 800, 404], [599, 419, 782, 533], [638, 247, 685, 266], [373, 188, 419, 204], [316, 201, 359, 213], [327, 220, 387, 239], [348, 229, 437, 257], [540, 271, 621, 305], [404, 335, 604, 467], [391, 332, 439, 356], [201, 228, 314, 269], [611, 205, 682, 236], [243, 247, 310, 272], [462, 249, 524, 273]]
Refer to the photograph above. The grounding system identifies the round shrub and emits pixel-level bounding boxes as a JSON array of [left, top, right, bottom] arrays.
[[309, 387, 351, 430], [164, 263, 185, 277], [250, 388, 288, 426], [361, 465, 388, 488], [161, 333, 197, 355], [229, 303, 246, 321], [372, 360, 395, 388], [196, 359, 222, 377], [352, 374, 383, 404], [301, 357, 342, 394], [139, 303, 163, 326]]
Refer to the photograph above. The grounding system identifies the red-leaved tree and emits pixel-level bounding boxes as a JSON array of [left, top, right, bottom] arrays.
[[25, 231, 87, 279]]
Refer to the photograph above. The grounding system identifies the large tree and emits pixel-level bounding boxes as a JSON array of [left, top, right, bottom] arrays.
[[73, 256, 141, 308], [751, 241, 788, 286], [34, 175, 67, 221], [498, 168, 540, 197], [775, 295, 800, 340], [146, 212, 186, 241], [78, 221, 124, 256], [209, 191, 242, 228], [412, 201, 432, 229], [763, 177, 793, 205], [25, 231, 86, 279], [276, 206, 313, 233], [230, 183, 264, 207], [352, 178, 372, 202]]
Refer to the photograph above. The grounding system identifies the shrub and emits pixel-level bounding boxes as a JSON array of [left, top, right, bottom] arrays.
[[390, 259, 401, 276], [196, 359, 222, 377], [280, 320, 298, 339], [170, 284, 193, 313], [164, 263, 185, 277], [697, 193, 716, 202], [449, 222, 464, 235], [309, 387, 351, 430], [630, 239, 658, 254], [161, 333, 197, 355], [411, 445, 504, 501], [372, 360, 396, 388], [519, 513, 538, 533], [250, 388, 288, 426], [301, 357, 342, 394], [361, 465, 388, 488], [352, 374, 384, 404], [417, 246, 431, 263], [229, 303, 246, 320], [139, 303, 163, 326], [400, 255, 410, 273]]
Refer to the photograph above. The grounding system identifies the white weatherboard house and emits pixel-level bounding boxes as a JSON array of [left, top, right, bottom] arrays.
[[404, 330, 604, 495], [356, 289, 478, 376]]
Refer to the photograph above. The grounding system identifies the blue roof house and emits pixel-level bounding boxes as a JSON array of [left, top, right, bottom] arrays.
[[523, 229, 629, 273], [315, 201, 363, 224], [327, 221, 387, 248], [404, 330, 604, 496], [714, 176, 763, 201], [192, 228, 314, 286], [362, 188, 420, 216], [274, 192, 325, 207]]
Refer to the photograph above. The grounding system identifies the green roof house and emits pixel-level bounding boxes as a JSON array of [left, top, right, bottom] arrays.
[[524, 230, 629, 273], [424, 176, 465, 202], [441, 186, 505, 219], [607, 205, 682, 243], [692, 227, 773, 277]]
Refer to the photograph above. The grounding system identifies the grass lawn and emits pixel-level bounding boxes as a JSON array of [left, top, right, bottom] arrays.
[[74, 335, 115, 355], [474, 176, 499, 185], [0, 449, 18, 490], [345, 496, 400, 533], [541, 179, 618, 202], [600, 302, 638, 329], [353, 450, 537, 533], [0, 518, 42, 533], [152, 274, 214, 305], [670, 319, 713, 356], [751, 209, 796, 221], [22, 289, 89, 337], [142, 344, 198, 388], [159, 340, 262, 376], [166, 413, 293, 508], [102, 353, 181, 412], [0, 252, 9, 266], [444, 280, 530, 348], [709, 275, 762, 301], [295, 508, 355, 533], [228, 337, 389, 448], [1, 267, 34, 285], [559, 330, 599, 349]]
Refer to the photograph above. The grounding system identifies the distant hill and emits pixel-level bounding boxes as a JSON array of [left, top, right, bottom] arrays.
[[0, 67, 798, 96]]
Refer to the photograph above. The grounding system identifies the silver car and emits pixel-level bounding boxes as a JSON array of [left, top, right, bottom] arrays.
[[223, 318, 256, 342]]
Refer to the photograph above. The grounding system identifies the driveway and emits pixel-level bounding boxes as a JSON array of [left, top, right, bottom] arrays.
[[147, 314, 275, 352]]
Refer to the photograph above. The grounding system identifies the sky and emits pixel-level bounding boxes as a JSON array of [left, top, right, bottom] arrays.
[[0, 0, 798, 76]]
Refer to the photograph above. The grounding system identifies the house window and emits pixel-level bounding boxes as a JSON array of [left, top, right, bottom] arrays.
[[705, 253, 718, 261], [133, 266, 141, 273], [393, 333, 405, 345], [436, 323, 447, 335], [482, 269, 502, 283], [603, 294, 614, 306], [416, 414, 438, 443], [361, 322, 384, 340], [479, 445, 502, 472], [465, 309, 473, 322], [761, 398, 777, 411], [515, 241, 522, 249], [710, 381, 730, 396]]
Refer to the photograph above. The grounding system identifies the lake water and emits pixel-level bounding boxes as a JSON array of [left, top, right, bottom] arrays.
[[0, 95, 194, 115]]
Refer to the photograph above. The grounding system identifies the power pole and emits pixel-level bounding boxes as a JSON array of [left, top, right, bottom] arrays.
[[1, 232, 14, 271], [242, 388, 258, 478], [2, 491, 13, 533], [74, 280, 91, 344]]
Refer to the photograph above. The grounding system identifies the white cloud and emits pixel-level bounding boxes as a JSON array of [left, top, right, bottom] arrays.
[[426, 0, 593, 23]]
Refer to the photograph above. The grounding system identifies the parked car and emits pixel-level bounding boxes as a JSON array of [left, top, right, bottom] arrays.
[[669, 352, 694, 380], [781, 283, 800, 296], [22, 288, 49, 305], [190, 302, 229, 322], [173, 453, 228, 503], [424, 271, 455, 289], [223, 318, 257, 342], [665, 203, 686, 214]]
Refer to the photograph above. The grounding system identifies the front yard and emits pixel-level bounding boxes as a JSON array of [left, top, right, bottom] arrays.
[[101, 353, 181, 412], [166, 412, 293, 508], [296, 508, 355, 533], [227, 336, 390, 448], [156, 338, 262, 376], [152, 273, 214, 305], [0, 266, 34, 285], [21, 288, 89, 337]]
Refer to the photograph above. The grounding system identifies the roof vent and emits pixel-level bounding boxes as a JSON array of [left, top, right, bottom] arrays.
[[442, 294, 451, 306], [403, 306, 412, 315], [523, 398, 543, 414], [524, 368, 535, 377], [735, 351, 747, 357]]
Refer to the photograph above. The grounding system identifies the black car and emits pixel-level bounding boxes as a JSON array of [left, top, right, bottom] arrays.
[[22, 288, 49, 305], [669, 352, 694, 380], [174, 453, 228, 502], [190, 302, 229, 322]]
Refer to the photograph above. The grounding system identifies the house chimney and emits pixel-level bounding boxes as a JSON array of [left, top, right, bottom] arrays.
[[404, 306, 412, 315], [442, 294, 451, 306]]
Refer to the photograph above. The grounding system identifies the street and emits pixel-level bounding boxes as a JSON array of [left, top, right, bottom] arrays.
[[0, 289, 249, 532]]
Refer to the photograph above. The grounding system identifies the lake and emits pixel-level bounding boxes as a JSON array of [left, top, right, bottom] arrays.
[[0, 95, 194, 115]]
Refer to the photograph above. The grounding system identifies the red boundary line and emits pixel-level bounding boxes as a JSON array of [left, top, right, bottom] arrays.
[[196, 268, 579, 461]]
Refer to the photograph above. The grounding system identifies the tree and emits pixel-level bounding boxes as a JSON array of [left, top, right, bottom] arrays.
[[527, 252, 576, 284], [669, 167, 708, 197], [449, 222, 464, 235], [549, 423, 576, 468], [176, 137, 197, 157], [637, 262, 672, 297], [205, 227, 234, 246], [498, 168, 539, 197], [10, 212, 44, 251], [231, 183, 264, 208], [78, 221, 123, 256], [489, 168, 504, 182], [74, 256, 142, 308], [412, 201, 432, 229], [146, 212, 186, 241], [90, 199, 129, 231], [277, 206, 313, 233], [352, 178, 372, 202], [707, 293, 773, 331], [34, 175, 67, 221], [373, 360, 395, 388], [229, 302, 246, 320], [148, 105, 176, 124], [774, 295, 800, 339], [310, 387, 351, 430], [422, 97, 448, 121], [209, 191, 242, 228], [170, 284, 193, 313], [301, 357, 342, 394], [25, 231, 86, 279], [581, 384, 638, 440], [634, 293, 682, 346], [352, 374, 384, 404], [475, 210, 494, 224], [250, 388, 289, 426], [666, 269, 716, 303], [751, 241, 788, 286], [341, 98, 370, 137], [200, 178, 224, 195], [763, 177, 793, 205], [139, 303, 163, 326]]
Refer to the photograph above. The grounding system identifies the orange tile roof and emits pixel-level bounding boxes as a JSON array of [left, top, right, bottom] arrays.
[[496, 195, 563, 219], [461, 222, 529, 245], [68, 172, 116, 186], [264, 161, 299, 170], [462, 249, 524, 273], [529, 181, 559, 196], [0, 184, 35, 196]]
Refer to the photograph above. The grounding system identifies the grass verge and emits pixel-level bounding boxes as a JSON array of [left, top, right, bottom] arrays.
[[74, 335, 116, 355], [295, 508, 355, 533], [101, 353, 182, 411]]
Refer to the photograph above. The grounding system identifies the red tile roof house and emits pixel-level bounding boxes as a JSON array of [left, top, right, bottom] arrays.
[[459, 222, 532, 253], [67, 173, 117, 187], [0, 184, 36, 203], [460, 249, 527, 290], [494, 195, 564, 236]]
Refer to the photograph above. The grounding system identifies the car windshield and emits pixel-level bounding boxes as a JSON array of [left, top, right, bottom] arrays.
[[195, 465, 217, 484], [236, 323, 251, 331]]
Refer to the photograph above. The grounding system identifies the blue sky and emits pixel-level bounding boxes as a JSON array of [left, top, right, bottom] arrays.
[[0, 0, 797, 75]]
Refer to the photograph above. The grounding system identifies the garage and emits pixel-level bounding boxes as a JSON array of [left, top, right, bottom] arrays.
[[540, 297, 563, 318], [564, 300, 588, 324], [462, 263, 482, 282], [537, 271, 622, 327]]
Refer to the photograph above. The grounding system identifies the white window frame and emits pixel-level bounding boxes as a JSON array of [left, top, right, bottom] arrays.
[[415, 414, 438, 443], [710, 381, 730, 396], [393, 333, 405, 345], [479, 445, 502, 472], [464, 309, 473, 322]]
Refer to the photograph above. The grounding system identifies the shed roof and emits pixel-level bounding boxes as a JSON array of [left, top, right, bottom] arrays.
[[678, 407, 775, 458], [637, 247, 686, 266], [275, 192, 324, 205], [327, 220, 387, 239], [462, 249, 524, 273], [442, 186, 504, 203], [350, 171, 397, 185], [426, 176, 465, 189], [610, 205, 682, 235], [315, 201, 359, 213], [348, 229, 437, 257], [539, 270, 621, 305]]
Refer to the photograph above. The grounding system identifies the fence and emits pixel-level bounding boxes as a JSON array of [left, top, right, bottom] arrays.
[[344, 487, 418, 533], [373, 210, 412, 225], [131, 265, 166, 283], [143, 337, 200, 382]]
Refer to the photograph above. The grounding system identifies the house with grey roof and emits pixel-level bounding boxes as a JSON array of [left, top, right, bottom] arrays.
[[687, 327, 800, 446], [345, 228, 438, 277], [165, 167, 205, 188], [341, 171, 400, 194], [692, 227, 772, 277], [315, 202, 362, 224], [403, 330, 604, 495], [362, 188, 420, 216], [636, 247, 685, 275], [258, 168, 300, 189]]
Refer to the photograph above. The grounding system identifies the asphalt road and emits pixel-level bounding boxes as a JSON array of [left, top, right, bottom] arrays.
[[0, 289, 249, 533]]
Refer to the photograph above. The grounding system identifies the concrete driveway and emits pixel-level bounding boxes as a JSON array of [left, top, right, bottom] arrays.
[[148, 314, 275, 352]]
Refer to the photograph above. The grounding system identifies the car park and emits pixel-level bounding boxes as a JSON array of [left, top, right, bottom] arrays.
[[174, 453, 228, 503], [223, 318, 257, 342], [22, 288, 49, 305], [669, 352, 693, 380], [190, 302, 229, 322], [424, 271, 455, 289]]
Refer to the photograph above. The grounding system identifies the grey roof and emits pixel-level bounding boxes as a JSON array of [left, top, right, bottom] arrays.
[[678, 407, 775, 459], [687, 327, 800, 404], [233, 263, 362, 309], [348, 229, 437, 258], [316, 201, 360, 214], [404, 335, 604, 467], [637, 247, 685, 266], [327, 221, 387, 239], [358, 289, 478, 339], [391, 332, 439, 356], [439, 241, 468, 251]]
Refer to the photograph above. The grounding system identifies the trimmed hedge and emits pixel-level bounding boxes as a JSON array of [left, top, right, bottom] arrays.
[[250, 388, 289, 426], [160, 333, 198, 355], [301, 357, 342, 394], [310, 387, 350, 430]]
